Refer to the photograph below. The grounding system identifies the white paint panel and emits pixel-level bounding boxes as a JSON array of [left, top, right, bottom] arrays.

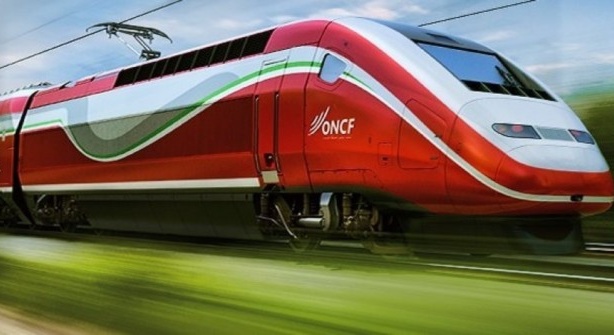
[[335, 17, 471, 113], [22, 178, 261, 193], [507, 145, 609, 172], [0, 88, 38, 102]]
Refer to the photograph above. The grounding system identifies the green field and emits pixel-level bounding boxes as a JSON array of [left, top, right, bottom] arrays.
[[1, 234, 614, 334]]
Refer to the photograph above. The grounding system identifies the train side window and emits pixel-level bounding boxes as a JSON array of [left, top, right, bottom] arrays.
[[319, 54, 346, 84]]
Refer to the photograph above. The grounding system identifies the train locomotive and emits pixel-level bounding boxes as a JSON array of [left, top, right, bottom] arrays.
[[1, 17, 612, 254]]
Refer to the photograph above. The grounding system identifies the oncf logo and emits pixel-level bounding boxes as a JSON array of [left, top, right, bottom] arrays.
[[308, 107, 356, 136]]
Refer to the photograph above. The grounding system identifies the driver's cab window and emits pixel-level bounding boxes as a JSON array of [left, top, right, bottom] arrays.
[[319, 54, 346, 84]]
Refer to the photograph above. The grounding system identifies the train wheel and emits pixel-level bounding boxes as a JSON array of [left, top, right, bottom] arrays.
[[272, 196, 322, 252]]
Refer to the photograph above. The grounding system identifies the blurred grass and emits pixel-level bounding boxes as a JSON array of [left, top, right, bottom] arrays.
[[1, 235, 614, 334]]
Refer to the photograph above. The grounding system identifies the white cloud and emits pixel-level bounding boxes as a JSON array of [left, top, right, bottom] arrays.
[[553, 42, 582, 53], [474, 30, 516, 43], [311, 7, 354, 18], [525, 62, 576, 75], [526, 52, 614, 77], [398, 3, 430, 15], [310, 0, 429, 20], [594, 53, 614, 65], [269, 15, 301, 24], [215, 18, 265, 30]]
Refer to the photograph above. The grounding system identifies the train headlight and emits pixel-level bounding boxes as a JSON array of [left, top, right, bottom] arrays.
[[492, 123, 540, 139], [569, 129, 595, 144]]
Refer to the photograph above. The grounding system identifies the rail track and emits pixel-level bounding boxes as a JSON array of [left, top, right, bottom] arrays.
[[585, 242, 614, 253], [3, 222, 614, 253], [2, 223, 614, 290]]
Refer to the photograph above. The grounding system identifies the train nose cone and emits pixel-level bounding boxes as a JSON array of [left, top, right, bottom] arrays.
[[496, 145, 614, 214], [505, 144, 610, 175]]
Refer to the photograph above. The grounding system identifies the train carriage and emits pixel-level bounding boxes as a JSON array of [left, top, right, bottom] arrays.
[[1, 17, 612, 254]]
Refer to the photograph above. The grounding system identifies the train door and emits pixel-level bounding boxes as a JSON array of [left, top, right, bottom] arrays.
[[254, 51, 291, 186], [304, 50, 360, 172]]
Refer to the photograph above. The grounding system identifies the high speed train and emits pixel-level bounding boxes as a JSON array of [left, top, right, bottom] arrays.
[[1, 17, 612, 254]]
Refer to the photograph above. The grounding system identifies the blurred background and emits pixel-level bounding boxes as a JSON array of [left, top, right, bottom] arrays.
[[1, 1, 613, 334]]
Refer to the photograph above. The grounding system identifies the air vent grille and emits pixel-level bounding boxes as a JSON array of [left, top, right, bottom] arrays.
[[463, 80, 555, 101]]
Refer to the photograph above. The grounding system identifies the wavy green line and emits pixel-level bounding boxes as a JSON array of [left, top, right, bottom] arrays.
[[23, 59, 371, 161], [0, 116, 19, 135], [85, 62, 315, 160], [23, 119, 63, 131]]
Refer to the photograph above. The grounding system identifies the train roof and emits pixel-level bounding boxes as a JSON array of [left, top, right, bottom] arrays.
[[373, 19, 492, 53], [100, 17, 493, 86], [23, 17, 495, 108], [0, 82, 53, 105]]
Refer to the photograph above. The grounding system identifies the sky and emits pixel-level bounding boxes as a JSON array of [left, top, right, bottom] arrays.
[[1, 0, 613, 95]]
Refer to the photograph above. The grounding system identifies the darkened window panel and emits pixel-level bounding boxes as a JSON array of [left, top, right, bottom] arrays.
[[227, 38, 246, 61], [176, 50, 197, 72], [135, 62, 155, 82], [464, 80, 489, 92], [193, 47, 213, 68], [243, 30, 272, 56], [151, 59, 167, 78], [115, 67, 139, 87], [162, 55, 180, 76], [211, 41, 230, 64], [534, 89, 555, 101]]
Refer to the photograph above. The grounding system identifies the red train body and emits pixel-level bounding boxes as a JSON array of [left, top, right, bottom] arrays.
[[1, 18, 612, 254]]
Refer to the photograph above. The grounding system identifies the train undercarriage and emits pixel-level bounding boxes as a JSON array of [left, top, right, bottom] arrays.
[[0, 192, 584, 255]]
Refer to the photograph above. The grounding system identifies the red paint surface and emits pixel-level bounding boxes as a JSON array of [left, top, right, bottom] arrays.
[[11, 19, 614, 218], [31, 74, 118, 109], [0, 96, 31, 189]]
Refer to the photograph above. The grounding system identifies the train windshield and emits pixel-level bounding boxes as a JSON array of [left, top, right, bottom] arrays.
[[417, 42, 555, 101], [375, 19, 554, 100], [418, 43, 514, 85]]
